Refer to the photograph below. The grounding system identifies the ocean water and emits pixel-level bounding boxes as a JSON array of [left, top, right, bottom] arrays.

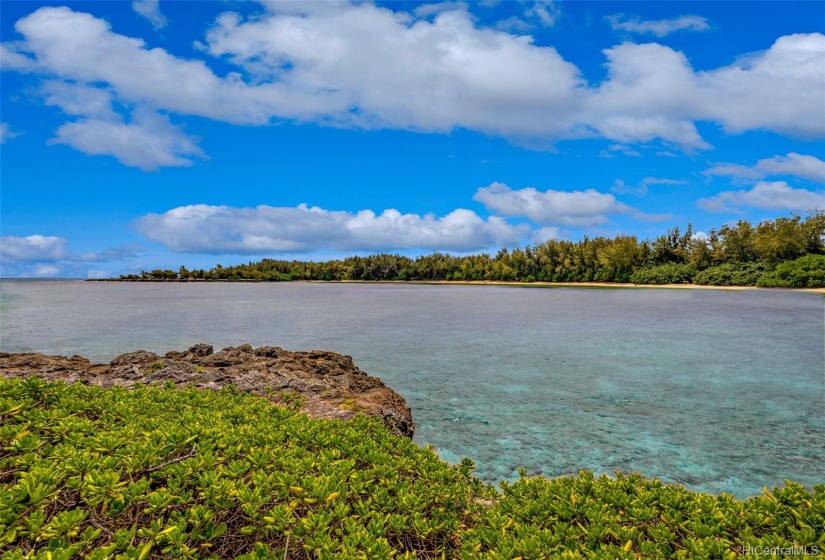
[[1, 279, 822, 497]]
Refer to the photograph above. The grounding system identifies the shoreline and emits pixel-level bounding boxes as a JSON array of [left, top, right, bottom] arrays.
[[410, 280, 825, 293], [82, 277, 825, 293]]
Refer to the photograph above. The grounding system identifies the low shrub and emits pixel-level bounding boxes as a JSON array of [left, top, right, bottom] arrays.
[[693, 262, 768, 286], [0, 378, 489, 559], [1, 378, 822, 559], [629, 263, 698, 285], [757, 254, 825, 288]]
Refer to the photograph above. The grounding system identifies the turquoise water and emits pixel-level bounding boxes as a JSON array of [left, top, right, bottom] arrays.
[[1, 280, 822, 497]]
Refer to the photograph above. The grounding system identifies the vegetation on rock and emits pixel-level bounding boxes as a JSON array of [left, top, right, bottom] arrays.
[[115, 213, 825, 287], [2, 378, 822, 559]]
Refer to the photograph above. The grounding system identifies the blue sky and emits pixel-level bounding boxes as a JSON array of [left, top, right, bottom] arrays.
[[1, 0, 823, 278]]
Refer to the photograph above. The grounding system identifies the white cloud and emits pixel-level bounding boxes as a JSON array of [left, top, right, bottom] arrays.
[[473, 182, 641, 226], [643, 177, 688, 187], [50, 108, 205, 171], [706, 153, 825, 183], [0, 235, 140, 263], [607, 14, 709, 38], [0, 122, 21, 143], [599, 143, 643, 158], [0, 43, 38, 71], [495, 16, 533, 33], [132, 0, 167, 30], [413, 2, 469, 18], [698, 181, 825, 212], [1, 4, 823, 164], [531, 226, 561, 243], [525, 1, 561, 27], [610, 176, 686, 196], [134, 203, 527, 254], [614, 177, 687, 196], [0, 235, 69, 262], [757, 154, 825, 182], [9, 7, 282, 125], [587, 34, 825, 147], [41, 81, 204, 170], [203, 3, 583, 136], [42, 80, 117, 119], [33, 265, 61, 278], [0, 236, 142, 277], [584, 43, 711, 149], [610, 179, 639, 195], [699, 34, 825, 137]]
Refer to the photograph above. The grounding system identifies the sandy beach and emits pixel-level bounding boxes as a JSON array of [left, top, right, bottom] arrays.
[[358, 280, 825, 294]]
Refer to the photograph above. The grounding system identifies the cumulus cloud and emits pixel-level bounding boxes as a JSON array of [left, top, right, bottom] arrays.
[[584, 43, 710, 149], [531, 226, 561, 243], [6, 7, 285, 124], [134, 203, 527, 254], [587, 34, 825, 146], [1, 3, 823, 165], [132, 0, 167, 29], [473, 182, 649, 226], [28, 265, 59, 278], [0, 235, 70, 263], [41, 81, 204, 170], [607, 14, 709, 37], [203, 2, 583, 136], [0, 236, 142, 277], [50, 109, 204, 171], [699, 34, 825, 137], [706, 153, 825, 183], [0, 235, 140, 265], [698, 181, 825, 212], [42, 80, 117, 119]]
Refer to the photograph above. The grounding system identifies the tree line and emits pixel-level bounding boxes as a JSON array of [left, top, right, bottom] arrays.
[[119, 212, 825, 288]]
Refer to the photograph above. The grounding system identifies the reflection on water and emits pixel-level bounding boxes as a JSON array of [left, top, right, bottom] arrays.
[[1, 280, 823, 497]]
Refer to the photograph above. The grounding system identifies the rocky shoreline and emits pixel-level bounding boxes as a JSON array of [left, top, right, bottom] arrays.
[[0, 343, 415, 438]]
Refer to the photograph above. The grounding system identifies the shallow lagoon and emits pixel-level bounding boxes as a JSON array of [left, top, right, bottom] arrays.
[[1, 280, 823, 497]]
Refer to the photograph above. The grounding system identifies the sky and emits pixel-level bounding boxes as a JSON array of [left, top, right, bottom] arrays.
[[1, 0, 824, 278]]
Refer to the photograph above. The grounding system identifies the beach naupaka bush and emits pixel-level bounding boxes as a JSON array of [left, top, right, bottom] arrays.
[[1, 378, 822, 559]]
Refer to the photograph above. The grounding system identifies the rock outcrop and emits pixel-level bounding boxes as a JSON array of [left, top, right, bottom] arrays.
[[0, 344, 414, 437]]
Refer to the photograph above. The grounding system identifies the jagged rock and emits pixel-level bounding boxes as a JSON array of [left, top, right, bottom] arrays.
[[0, 344, 415, 437], [165, 343, 213, 361], [253, 346, 284, 358], [110, 351, 161, 367]]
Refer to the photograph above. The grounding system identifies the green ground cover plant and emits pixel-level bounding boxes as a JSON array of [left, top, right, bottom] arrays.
[[2, 378, 823, 559]]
